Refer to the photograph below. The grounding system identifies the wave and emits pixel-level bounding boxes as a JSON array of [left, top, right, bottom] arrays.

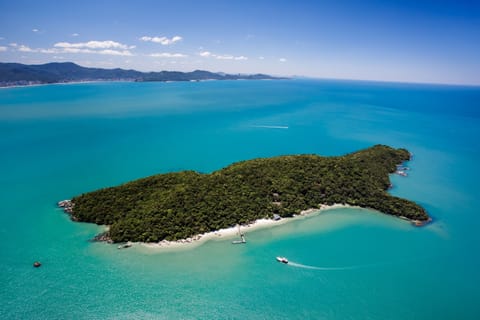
[[287, 261, 362, 271], [286, 256, 433, 271], [251, 125, 289, 129]]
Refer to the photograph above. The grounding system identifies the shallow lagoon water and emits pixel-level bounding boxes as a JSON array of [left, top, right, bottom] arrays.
[[1, 79, 479, 319]]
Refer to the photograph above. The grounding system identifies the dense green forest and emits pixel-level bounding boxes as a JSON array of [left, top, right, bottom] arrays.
[[68, 145, 429, 242]]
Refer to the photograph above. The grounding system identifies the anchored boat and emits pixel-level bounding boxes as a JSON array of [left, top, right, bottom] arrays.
[[232, 225, 246, 244], [118, 242, 133, 249], [232, 234, 246, 244]]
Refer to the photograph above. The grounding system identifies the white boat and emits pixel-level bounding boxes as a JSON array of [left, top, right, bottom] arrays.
[[232, 238, 246, 244], [117, 241, 132, 249], [276, 256, 288, 264], [232, 225, 246, 244], [396, 170, 408, 177]]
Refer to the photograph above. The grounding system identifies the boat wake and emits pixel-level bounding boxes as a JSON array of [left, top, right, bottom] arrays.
[[251, 125, 289, 129], [285, 253, 437, 271], [287, 261, 373, 271]]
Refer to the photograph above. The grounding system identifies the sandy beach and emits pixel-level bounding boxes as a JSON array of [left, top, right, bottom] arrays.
[[140, 203, 350, 251]]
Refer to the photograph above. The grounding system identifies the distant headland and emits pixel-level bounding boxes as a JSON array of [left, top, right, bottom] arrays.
[[58, 145, 430, 245], [0, 62, 284, 87]]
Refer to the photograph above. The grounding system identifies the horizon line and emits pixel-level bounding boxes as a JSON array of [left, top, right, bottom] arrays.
[[1, 60, 479, 88]]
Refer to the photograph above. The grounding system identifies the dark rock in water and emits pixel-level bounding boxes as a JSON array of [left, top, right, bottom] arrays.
[[412, 218, 432, 227], [58, 199, 75, 214], [91, 231, 112, 243], [33, 261, 41, 268]]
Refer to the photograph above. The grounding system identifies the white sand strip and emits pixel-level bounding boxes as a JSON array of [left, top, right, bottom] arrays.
[[140, 203, 350, 251]]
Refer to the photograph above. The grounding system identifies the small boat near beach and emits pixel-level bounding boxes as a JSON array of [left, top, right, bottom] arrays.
[[232, 235, 246, 244], [276, 256, 288, 264], [232, 225, 246, 244], [118, 242, 132, 249], [396, 170, 408, 177]]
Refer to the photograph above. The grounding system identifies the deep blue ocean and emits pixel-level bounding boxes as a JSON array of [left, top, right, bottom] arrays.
[[1, 79, 479, 319]]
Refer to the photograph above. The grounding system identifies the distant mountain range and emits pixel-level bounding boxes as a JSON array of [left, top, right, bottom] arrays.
[[0, 62, 283, 87]]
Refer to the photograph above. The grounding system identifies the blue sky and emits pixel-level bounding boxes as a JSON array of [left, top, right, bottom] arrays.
[[1, 0, 479, 84]]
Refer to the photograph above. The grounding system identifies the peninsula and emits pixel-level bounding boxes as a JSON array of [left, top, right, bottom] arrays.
[[0, 62, 282, 87], [60, 145, 429, 243]]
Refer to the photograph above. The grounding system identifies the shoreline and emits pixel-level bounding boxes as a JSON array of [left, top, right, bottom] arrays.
[[138, 204, 431, 251], [0, 80, 133, 90], [0, 77, 287, 90], [58, 198, 431, 252], [139, 204, 350, 250]]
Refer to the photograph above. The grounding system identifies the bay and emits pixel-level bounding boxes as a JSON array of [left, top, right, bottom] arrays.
[[1, 79, 479, 319]]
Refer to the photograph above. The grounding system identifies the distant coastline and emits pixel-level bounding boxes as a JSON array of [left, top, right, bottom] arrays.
[[0, 79, 112, 89], [0, 62, 285, 88]]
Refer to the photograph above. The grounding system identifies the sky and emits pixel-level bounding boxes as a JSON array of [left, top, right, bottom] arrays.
[[0, 0, 479, 85]]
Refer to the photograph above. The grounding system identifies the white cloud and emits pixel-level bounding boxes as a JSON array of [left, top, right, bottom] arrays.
[[9, 42, 134, 56], [216, 54, 234, 60], [199, 51, 212, 57], [0, 46, 7, 52], [61, 48, 87, 54], [39, 48, 58, 54], [171, 36, 182, 42], [149, 52, 187, 58], [199, 51, 248, 61], [58, 48, 133, 56], [258, 56, 265, 60], [98, 49, 133, 56], [71, 33, 79, 37], [140, 35, 182, 45], [18, 45, 34, 52], [32, 28, 39, 32], [279, 58, 287, 62], [54, 40, 130, 49], [12, 44, 59, 54]]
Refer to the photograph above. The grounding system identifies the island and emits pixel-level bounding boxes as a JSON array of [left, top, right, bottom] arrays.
[[0, 62, 282, 87], [59, 145, 430, 243]]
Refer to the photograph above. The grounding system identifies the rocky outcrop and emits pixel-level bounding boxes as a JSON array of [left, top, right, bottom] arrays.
[[92, 232, 113, 243], [57, 200, 77, 220]]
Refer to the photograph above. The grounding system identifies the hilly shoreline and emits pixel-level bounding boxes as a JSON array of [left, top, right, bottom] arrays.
[[0, 62, 284, 87]]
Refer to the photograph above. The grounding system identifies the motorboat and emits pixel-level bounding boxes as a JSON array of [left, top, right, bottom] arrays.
[[276, 256, 288, 264], [396, 170, 408, 177]]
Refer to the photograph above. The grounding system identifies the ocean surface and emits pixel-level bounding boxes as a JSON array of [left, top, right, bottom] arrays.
[[1, 79, 479, 319]]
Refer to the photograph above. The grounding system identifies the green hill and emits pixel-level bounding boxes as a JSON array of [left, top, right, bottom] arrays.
[[0, 62, 280, 86], [67, 145, 429, 243]]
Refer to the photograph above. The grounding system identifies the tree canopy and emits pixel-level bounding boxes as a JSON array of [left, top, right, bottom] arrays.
[[70, 145, 428, 242]]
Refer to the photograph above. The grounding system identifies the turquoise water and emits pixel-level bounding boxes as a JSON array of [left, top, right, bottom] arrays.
[[1, 80, 479, 319]]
